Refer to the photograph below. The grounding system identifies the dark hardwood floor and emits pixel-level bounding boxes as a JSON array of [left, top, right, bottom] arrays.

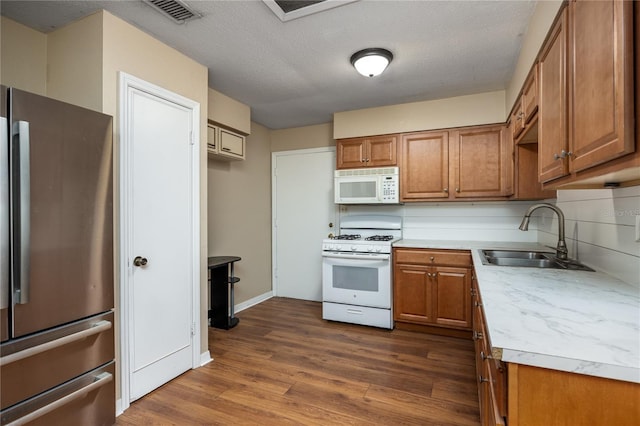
[[116, 297, 480, 425]]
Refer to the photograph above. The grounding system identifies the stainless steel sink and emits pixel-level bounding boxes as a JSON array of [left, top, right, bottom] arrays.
[[480, 249, 594, 271], [482, 250, 551, 260]]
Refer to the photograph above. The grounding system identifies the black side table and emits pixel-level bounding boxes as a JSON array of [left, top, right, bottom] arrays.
[[207, 256, 241, 329]]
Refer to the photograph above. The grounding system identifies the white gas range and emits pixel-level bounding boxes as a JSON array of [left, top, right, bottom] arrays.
[[321, 215, 402, 329]]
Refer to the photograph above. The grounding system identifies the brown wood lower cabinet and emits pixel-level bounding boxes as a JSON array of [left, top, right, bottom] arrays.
[[393, 248, 472, 334], [508, 364, 640, 426], [473, 274, 640, 426], [472, 272, 507, 426]]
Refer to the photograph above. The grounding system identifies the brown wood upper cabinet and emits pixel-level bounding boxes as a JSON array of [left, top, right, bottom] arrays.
[[400, 124, 513, 201], [336, 134, 398, 169], [538, 0, 635, 184], [451, 125, 513, 199], [400, 130, 449, 200], [538, 7, 569, 183], [510, 65, 538, 143]]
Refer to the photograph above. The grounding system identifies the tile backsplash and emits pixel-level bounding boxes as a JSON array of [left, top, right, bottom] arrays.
[[538, 186, 640, 287], [340, 185, 640, 287]]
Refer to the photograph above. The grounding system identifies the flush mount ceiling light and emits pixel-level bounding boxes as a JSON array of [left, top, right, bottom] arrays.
[[350, 48, 393, 77]]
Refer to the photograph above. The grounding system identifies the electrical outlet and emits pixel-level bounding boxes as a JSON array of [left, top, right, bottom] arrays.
[[636, 216, 640, 243]]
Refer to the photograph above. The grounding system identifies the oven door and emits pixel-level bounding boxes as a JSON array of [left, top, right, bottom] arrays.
[[322, 252, 391, 308]]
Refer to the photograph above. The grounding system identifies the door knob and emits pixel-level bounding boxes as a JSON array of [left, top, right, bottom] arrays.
[[133, 256, 148, 267]]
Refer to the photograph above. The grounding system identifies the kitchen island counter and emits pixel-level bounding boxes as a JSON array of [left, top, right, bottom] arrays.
[[393, 239, 640, 383]]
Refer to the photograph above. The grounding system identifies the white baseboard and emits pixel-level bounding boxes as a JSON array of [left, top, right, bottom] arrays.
[[200, 350, 213, 366], [235, 291, 273, 313]]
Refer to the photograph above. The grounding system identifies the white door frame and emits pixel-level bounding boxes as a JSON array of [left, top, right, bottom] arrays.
[[271, 147, 336, 297], [118, 72, 201, 413]]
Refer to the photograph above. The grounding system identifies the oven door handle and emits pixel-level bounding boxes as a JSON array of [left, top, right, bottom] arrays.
[[322, 253, 390, 261]]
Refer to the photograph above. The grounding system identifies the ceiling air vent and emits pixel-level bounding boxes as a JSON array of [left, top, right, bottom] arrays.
[[143, 0, 202, 24], [263, 0, 359, 22]]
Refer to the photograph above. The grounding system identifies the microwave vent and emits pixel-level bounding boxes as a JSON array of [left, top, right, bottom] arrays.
[[335, 167, 398, 177]]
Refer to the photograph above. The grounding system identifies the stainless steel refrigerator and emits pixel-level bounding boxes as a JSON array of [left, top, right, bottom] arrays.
[[0, 87, 115, 425]]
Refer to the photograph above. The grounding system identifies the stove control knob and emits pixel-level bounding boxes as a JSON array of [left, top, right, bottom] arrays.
[[367, 246, 374, 252], [375, 246, 382, 252], [351, 245, 358, 251]]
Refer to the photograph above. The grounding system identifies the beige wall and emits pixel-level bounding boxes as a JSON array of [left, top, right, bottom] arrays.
[[271, 122, 334, 152], [208, 88, 251, 135], [0, 17, 47, 94], [333, 90, 506, 139], [505, 0, 563, 112], [207, 122, 272, 304], [46, 12, 103, 111]]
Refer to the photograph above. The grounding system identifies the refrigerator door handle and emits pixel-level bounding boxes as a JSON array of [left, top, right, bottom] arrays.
[[1, 117, 8, 310], [13, 120, 30, 304], [3, 372, 113, 426], [0, 320, 112, 367]]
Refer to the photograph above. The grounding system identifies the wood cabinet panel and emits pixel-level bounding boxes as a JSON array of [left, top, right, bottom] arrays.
[[336, 138, 367, 169], [368, 135, 398, 167], [400, 125, 512, 202], [538, 8, 569, 183], [393, 266, 432, 324], [394, 248, 472, 331], [473, 273, 507, 426], [336, 135, 398, 169], [395, 249, 471, 267], [508, 363, 640, 426], [400, 131, 449, 200], [450, 125, 512, 198], [514, 143, 556, 200], [434, 267, 471, 329], [569, 0, 635, 172], [522, 65, 538, 124]]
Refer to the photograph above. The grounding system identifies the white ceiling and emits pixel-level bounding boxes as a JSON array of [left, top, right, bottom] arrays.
[[0, 0, 536, 130]]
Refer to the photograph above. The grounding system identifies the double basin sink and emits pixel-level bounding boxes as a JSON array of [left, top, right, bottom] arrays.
[[480, 250, 594, 271]]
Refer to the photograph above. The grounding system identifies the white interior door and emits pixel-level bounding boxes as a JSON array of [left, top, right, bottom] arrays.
[[120, 75, 200, 405], [273, 148, 336, 301]]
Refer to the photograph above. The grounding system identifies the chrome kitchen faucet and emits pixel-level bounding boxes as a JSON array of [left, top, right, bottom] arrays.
[[519, 203, 568, 260]]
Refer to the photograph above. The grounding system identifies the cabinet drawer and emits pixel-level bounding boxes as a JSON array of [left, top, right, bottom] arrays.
[[394, 249, 471, 267], [0, 311, 114, 410]]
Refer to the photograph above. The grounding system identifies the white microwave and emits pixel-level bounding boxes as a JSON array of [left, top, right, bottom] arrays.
[[334, 167, 400, 204]]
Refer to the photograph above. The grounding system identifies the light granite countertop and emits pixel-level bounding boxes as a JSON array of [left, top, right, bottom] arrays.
[[393, 239, 640, 383]]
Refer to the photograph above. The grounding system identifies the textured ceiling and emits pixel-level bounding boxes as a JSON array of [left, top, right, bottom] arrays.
[[0, 0, 536, 130]]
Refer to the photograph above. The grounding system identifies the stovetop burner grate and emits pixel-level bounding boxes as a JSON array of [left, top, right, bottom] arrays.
[[333, 234, 361, 240], [365, 235, 394, 241]]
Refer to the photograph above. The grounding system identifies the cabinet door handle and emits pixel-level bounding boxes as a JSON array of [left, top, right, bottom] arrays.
[[455, 188, 460, 193], [479, 375, 490, 383], [443, 188, 449, 193], [473, 331, 484, 341], [481, 351, 492, 361], [430, 256, 435, 262]]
